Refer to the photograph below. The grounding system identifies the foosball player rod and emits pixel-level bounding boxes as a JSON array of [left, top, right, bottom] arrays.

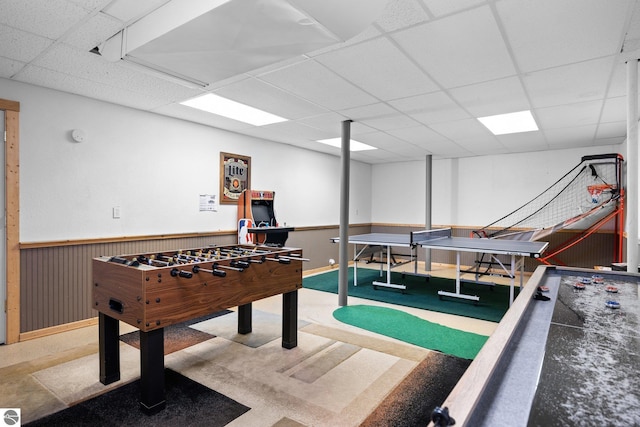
[[284, 252, 306, 259], [265, 256, 291, 264], [192, 265, 226, 277], [170, 268, 193, 278], [230, 260, 251, 269], [175, 253, 207, 263], [212, 262, 244, 272], [244, 255, 266, 264], [279, 255, 310, 262], [137, 255, 173, 267]]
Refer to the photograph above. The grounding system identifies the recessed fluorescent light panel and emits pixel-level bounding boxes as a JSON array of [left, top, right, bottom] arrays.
[[477, 110, 538, 135], [180, 93, 287, 126], [317, 138, 377, 152]]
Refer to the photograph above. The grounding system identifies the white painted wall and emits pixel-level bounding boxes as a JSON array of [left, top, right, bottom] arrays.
[[372, 147, 624, 228], [2, 77, 625, 242], [1, 79, 371, 242]]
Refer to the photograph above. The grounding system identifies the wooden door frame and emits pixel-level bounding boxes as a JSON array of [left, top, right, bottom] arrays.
[[1, 98, 20, 344]]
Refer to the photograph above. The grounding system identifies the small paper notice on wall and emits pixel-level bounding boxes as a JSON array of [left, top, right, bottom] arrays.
[[199, 194, 217, 212]]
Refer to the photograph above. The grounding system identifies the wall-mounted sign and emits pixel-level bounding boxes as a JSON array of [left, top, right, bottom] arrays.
[[220, 152, 251, 204]]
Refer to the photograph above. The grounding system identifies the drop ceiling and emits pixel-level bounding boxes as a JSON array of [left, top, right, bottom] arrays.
[[1, 0, 640, 164]]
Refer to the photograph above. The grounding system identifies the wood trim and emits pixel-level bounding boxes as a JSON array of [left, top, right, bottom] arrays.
[[19, 230, 236, 249], [0, 98, 20, 112], [5, 107, 20, 344], [18, 224, 365, 249], [19, 317, 98, 342]]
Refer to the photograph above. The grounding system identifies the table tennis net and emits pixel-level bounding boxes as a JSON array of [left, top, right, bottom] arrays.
[[474, 154, 623, 242], [411, 228, 452, 244]]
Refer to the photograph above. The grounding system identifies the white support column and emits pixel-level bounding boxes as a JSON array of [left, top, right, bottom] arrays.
[[338, 120, 352, 306], [627, 59, 639, 273]]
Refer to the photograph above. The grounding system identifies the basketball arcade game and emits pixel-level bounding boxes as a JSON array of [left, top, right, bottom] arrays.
[[92, 243, 305, 414], [237, 189, 294, 246]]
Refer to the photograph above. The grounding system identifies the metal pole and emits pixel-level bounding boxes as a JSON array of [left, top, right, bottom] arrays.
[[425, 155, 432, 271], [626, 59, 639, 273], [338, 120, 352, 306]]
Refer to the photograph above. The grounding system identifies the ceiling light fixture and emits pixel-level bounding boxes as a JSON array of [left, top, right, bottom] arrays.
[[180, 93, 287, 126], [477, 110, 539, 135], [317, 138, 377, 151]]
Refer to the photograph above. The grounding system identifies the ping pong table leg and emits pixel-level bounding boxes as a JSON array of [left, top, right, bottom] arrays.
[[385, 244, 391, 285], [509, 254, 516, 306], [353, 245, 358, 286], [456, 252, 461, 294]]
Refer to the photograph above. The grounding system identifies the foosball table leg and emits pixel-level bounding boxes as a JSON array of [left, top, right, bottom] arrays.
[[99, 313, 120, 385], [139, 328, 165, 415], [238, 303, 252, 334], [282, 290, 298, 349]]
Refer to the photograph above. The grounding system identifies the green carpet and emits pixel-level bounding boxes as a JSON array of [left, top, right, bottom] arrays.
[[304, 267, 515, 323], [334, 305, 488, 359]]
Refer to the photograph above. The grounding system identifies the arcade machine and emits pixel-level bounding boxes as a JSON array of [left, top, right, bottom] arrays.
[[237, 189, 294, 246]]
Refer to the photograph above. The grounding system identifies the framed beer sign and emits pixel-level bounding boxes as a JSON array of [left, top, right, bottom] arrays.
[[220, 152, 251, 204]]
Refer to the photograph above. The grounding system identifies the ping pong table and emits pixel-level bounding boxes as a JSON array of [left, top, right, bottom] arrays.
[[331, 233, 419, 292], [334, 228, 548, 306]]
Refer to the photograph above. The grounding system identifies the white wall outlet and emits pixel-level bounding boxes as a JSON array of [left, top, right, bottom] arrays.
[[113, 206, 121, 219]]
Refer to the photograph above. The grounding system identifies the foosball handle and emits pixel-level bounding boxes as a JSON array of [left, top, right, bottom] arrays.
[[170, 268, 193, 278], [431, 406, 455, 426]]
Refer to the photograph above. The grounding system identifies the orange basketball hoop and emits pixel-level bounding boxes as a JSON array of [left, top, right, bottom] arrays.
[[587, 184, 613, 203]]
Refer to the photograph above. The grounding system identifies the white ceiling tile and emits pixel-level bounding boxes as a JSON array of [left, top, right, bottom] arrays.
[[497, 130, 549, 152], [397, 91, 470, 124], [67, 0, 113, 11], [62, 12, 123, 51], [524, 57, 615, 108], [497, 0, 632, 72], [413, 139, 473, 158], [428, 117, 494, 140], [545, 125, 597, 148], [100, 0, 170, 23], [0, 57, 24, 78], [214, 78, 328, 120], [374, 0, 431, 32], [448, 76, 530, 116], [14, 64, 170, 110], [359, 114, 421, 131], [355, 131, 417, 150], [32, 44, 202, 102], [297, 112, 376, 136], [255, 121, 334, 142], [600, 96, 639, 123], [152, 103, 255, 131], [387, 125, 450, 147], [340, 102, 398, 120], [392, 5, 516, 88], [455, 134, 508, 156], [535, 100, 604, 129], [259, 59, 378, 110], [423, 0, 487, 17], [315, 36, 439, 101], [0, 0, 90, 39], [596, 121, 626, 140], [0, 25, 53, 62], [306, 26, 383, 58], [606, 61, 640, 99], [2, 0, 637, 164], [594, 136, 625, 146]]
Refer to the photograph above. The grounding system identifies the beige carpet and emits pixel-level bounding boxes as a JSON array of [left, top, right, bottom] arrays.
[[5, 286, 489, 426]]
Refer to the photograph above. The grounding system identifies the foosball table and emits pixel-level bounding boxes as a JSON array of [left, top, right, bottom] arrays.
[[92, 243, 305, 414]]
